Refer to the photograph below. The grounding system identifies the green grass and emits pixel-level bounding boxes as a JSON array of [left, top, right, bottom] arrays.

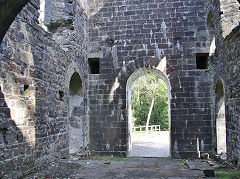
[[215, 170, 240, 179], [178, 161, 185, 166], [78, 162, 84, 166], [157, 170, 161, 176], [158, 157, 174, 162]]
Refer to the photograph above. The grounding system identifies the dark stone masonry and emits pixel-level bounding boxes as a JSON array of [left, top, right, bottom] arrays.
[[0, 0, 239, 177]]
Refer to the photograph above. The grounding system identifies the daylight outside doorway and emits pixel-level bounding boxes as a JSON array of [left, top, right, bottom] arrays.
[[127, 68, 171, 158]]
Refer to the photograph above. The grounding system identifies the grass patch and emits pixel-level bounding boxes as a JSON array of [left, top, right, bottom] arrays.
[[215, 170, 240, 179], [78, 162, 84, 166], [157, 169, 161, 176], [159, 157, 174, 162], [178, 161, 185, 166]]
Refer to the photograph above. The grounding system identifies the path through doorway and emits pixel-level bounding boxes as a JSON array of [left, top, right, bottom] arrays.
[[129, 131, 170, 157], [126, 68, 171, 158]]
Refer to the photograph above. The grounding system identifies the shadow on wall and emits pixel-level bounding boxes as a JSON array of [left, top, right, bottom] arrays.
[[1, 0, 87, 176], [0, 13, 38, 177], [0, 17, 39, 178], [0, 86, 34, 177], [0, 7, 66, 175], [87, 0, 216, 158], [88, 54, 177, 156]]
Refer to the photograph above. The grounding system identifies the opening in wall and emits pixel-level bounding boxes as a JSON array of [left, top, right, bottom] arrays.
[[88, 58, 100, 74], [59, 91, 64, 101], [69, 72, 82, 94], [126, 68, 172, 158], [39, 0, 48, 31], [68, 72, 87, 155], [23, 85, 30, 96], [196, 53, 209, 69], [215, 80, 227, 158], [207, 12, 214, 28], [24, 85, 29, 91]]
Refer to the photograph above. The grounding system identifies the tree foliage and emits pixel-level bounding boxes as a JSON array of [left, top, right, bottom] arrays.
[[131, 75, 169, 131]]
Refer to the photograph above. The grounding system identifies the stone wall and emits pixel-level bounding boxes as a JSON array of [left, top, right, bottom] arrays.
[[87, 0, 214, 158], [209, 24, 240, 166], [0, 0, 30, 43], [0, 0, 239, 177], [224, 27, 240, 166], [205, 0, 240, 166], [219, 0, 239, 38], [0, 0, 88, 177]]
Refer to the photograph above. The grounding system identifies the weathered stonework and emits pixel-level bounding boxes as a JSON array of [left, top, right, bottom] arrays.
[[0, 0, 239, 177], [203, 0, 240, 166], [87, 0, 214, 158], [0, 0, 88, 177]]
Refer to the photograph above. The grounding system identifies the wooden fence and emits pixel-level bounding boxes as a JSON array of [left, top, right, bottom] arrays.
[[132, 125, 161, 132]]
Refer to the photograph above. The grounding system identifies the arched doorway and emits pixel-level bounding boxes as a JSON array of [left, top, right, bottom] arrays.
[[126, 67, 171, 157], [215, 79, 227, 157], [68, 72, 87, 155]]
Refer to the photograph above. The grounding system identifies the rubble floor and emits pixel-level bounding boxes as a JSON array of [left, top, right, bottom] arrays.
[[26, 156, 240, 179]]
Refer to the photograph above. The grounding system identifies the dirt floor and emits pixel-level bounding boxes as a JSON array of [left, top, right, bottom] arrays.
[[25, 132, 240, 178], [26, 156, 240, 179]]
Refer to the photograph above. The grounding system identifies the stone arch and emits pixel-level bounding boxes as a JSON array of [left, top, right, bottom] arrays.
[[117, 56, 173, 83], [126, 67, 172, 157], [214, 78, 227, 156], [65, 62, 86, 93], [66, 64, 88, 155], [115, 56, 173, 157], [0, 0, 30, 43], [219, 0, 240, 37]]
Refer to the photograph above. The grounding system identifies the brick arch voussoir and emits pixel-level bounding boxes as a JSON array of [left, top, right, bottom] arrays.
[[118, 57, 162, 82]]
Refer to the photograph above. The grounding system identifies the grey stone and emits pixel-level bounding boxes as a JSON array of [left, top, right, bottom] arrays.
[[0, 0, 239, 178]]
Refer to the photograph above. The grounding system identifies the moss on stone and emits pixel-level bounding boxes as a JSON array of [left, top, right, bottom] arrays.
[[215, 170, 240, 179]]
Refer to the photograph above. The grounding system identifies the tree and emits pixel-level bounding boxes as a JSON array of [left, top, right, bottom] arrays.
[[131, 75, 169, 131]]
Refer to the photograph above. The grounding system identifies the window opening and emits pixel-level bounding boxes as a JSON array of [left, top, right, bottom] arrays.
[[88, 58, 100, 74], [24, 85, 29, 91], [196, 53, 209, 69], [59, 91, 64, 101], [23, 85, 30, 96]]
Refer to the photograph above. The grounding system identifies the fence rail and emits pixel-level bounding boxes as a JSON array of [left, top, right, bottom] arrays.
[[132, 125, 161, 132]]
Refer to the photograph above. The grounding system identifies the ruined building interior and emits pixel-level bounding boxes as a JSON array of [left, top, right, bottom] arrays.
[[0, 0, 239, 177]]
